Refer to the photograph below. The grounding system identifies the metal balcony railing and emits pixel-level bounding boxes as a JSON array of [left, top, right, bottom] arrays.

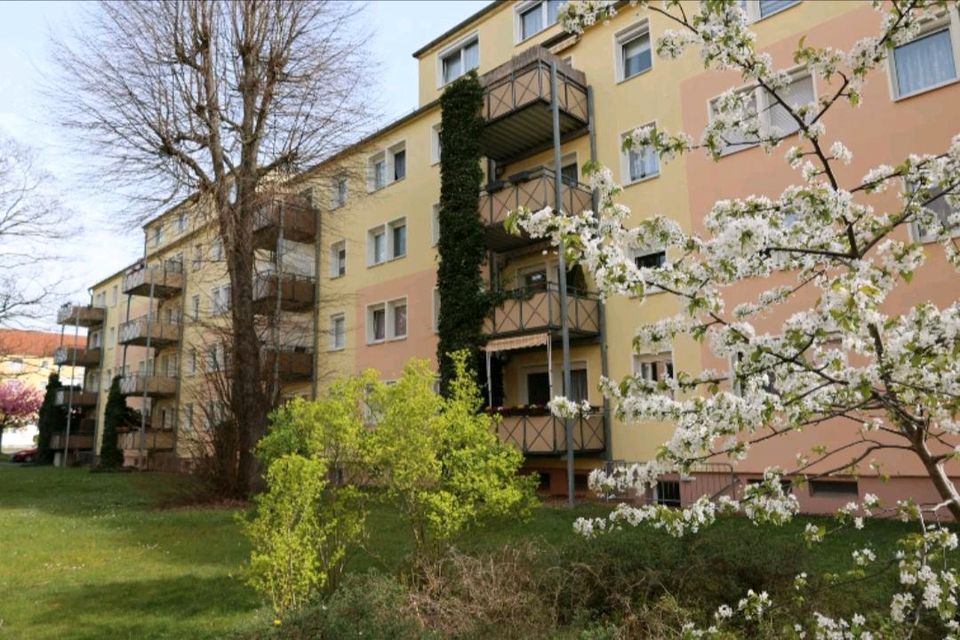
[[123, 259, 184, 298], [479, 168, 592, 251], [118, 315, 180, 347], [253, 193, 318, 249], [479, 47, 589, 162], [118, 429, 176, 451], [53, 346, 102, 368], [56, 303, 106, 327], [485, 283, 600, 339], [118, 373, 177, 398], [495, 409, 605, 455], [52, 386, 98, 408]]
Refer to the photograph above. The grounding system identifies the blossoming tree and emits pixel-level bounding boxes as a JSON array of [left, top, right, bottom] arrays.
[[510, 0, 960, 635], [0, 380, 43, 453]]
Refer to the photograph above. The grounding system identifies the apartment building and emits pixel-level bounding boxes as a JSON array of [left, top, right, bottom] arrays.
[[59, 0, 960, 509]]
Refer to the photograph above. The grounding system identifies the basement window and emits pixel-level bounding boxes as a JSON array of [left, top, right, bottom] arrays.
[[809, 479, 859, 497]]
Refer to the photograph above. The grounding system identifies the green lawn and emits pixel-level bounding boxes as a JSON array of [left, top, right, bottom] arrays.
[[0, 465, 925, 639]]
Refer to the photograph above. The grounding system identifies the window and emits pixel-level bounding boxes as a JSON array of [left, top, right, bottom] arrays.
[[430, 125, 442, 164], [710, 71, 814, 154], [109, 327, 116, 347], [212, 285, 231, 315], [151, 224, 162, 248], [192, 243, 202, 271], [622, 128, 659, 183], [367, 219, 406, 265], [432, 288, 441, 332], [521, 267, 548, 291], [809, 479, 859, 497], [656, 480, 682, 507], [891, 14, 959, 98], [95, 292, 106, 308], [738, 0, 800, 22], [570, 368, 589, 403], [111, 285, 118, 307], [393, 148, 406, 181], [633, 249, 667, 270], [616, 22, 652, 82], [177, 212, 188, 233], [207, 343, 227, 372], [633, 351, 675, 384], [331, 175, 348, 208], [440, 36, 479, 85], [431, 204, 440, 246], [730, 351, 745, 397], [211, 239, 224, 261], [367, 298, 407, 343], [183, 403, 194, 432], [329, 240, 347, 277], [908, 182, 960, 242], [191, 294, 200, 321], [187, 348, 197, 375], [371, 155, 386, 190], [330, 313, 346, 350], [517, 0, 562, 41]]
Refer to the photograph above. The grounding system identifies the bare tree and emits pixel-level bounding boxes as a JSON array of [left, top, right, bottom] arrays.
[[0, 135, 69, 328], [53, 1, 375, 495]]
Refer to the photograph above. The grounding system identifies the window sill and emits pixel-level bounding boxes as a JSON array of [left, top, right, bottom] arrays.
[[514, 23, 560, 47], [328, 346, 345, 353], [367, 254, 406, 269], [617, 65, 653, 86], [622, 171, 660, 188], [718, 142, 761, 158], [329, 274, 346, 280], [893, 76, 960, 103]]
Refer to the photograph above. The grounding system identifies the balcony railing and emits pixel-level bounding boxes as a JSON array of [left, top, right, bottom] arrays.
[[261, 348, 314, 382], [118, 429, 175, 451], [479, 168, 592, 251], [253, 194, 318, 249], [123, 260, 184, 298], [56, 303, 106, 327], [119, 374, 177, 398], [252, 272, 316, 314], [53, 346, 102, 368], [50, 431, 95, 450], [53, 386, 98, 408], [485, 283, 600, 339], [118, 316, 180, 347], [479, 47, 589, 162], [495, 409, 605, 455]]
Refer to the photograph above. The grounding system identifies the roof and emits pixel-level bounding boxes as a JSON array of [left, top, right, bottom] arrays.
[[412, 1, 502, 58], [0, 330, 84, 358]]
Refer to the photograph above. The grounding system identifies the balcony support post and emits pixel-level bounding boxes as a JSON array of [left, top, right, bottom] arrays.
[[61, 321, 80, 467], [272, 201, 284, 404], [138, 279, 155, 470], [551, 62, 576, 507]]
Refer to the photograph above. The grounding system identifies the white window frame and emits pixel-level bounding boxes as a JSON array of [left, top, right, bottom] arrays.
[[329, 240, 347, 278], [738, 0, 801, 23], [620, 122, 660, 186], [367, 143, 407, 192], [330, 175, 348, 208], [329, 313, 346, 351], [211, 285, 231, 315], [211, 238, 224, 262], [432, 287, 440, 333], [368, 152, 387, 192], [191, 294, 200, 321], [366, 302, 387, 344], [367, 218, 407, 266], [390, 142, 406, 182], [887, 9, 960, 101], [177, 211, 188, 234], [708, 68, 816, 156], [437, 32, 479, 88], [515, 0, 562, 43], [633, 351, 675, 382], [366, 297, 407, 344], [389, 218, 407, 260], [430, 124, 442, 165], [614, 20, 653, 83], [904, 177, 960, 243], [151, 224, 163, 248], [388, 298, 408, 341]]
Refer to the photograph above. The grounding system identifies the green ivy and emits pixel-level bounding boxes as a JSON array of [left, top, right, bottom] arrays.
[[436, 72, 487, 395], [35, 373, 65, 465], [98, 376, 127, 469]]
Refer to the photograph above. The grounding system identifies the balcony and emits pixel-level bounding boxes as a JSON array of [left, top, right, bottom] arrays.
[[53, 346, 102, 368], [479, 168, 592, 251], [50, 431, 95, 450], [53, 386, 98, 408], [119, 316, 180, 347], [485, 284, 600, 340], [252, 273, 315, 314], [494, 408, 605, 455], [262, 348, 314, 382], [118, 429, 175, 451], [253, 194, 318, 249], [56, 303, 105, 327], [123, 260, 184, 298], [479, 47, 589, 163], [119, 374, 177, 398]]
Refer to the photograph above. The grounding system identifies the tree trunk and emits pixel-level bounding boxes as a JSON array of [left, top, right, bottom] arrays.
[[912, 437, 960, 521]]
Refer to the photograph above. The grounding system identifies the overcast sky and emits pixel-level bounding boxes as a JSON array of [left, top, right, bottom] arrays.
[[0, 0, 487, 331]]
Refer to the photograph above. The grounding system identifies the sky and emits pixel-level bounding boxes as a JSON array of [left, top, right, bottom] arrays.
[[0, 0, 488, 331]]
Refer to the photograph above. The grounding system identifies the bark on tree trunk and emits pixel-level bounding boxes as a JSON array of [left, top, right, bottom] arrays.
[[912, 438, 960, 521]]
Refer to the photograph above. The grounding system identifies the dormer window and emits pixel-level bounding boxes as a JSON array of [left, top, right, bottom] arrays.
[[517, 0, 563, 42], [439, 36, 479, 86]]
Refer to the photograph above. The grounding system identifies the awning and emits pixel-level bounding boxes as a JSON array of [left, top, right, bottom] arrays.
[[482, 332, 550, 353]]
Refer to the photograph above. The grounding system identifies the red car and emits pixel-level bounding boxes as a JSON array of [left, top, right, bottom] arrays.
[[10, 448, 37, 463]]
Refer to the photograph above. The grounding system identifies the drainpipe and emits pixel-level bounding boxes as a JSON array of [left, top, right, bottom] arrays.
[[551, 62, 576, 507], [311, 195, 321, 400], [62, 321, 79, 467], [587, 85, 612, 464]]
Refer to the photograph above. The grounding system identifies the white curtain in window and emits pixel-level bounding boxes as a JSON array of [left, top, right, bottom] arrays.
[[521, 6, 542, 39], [766, 74, 814, 135], [629, 145, 659, 181], [463, 41, 479, 72], [895, 29, 956, 96]]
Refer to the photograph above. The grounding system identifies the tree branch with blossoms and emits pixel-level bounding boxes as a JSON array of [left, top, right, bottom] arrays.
[[510, 0, 960, 635]]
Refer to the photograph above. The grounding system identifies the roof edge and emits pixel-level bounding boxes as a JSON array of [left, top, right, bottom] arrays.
[[411, 1, 502, 59]]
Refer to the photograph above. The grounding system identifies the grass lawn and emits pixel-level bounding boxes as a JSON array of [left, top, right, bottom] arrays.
[[0, 465, 924, 639]]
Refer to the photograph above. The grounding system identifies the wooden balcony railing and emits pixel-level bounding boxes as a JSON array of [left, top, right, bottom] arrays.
[[53, 346, 102, 368], [53, 386, 98, 408], [485, 283, 600, 339], [479, 47, 589, 162], [56, 303, 106, 327], [119, 374, 177, 398], [50, 432, 95, 450], [253, 194, 317, 249], [118, 316, 180, 347], [118, 429, 175, 451], [479, 168, 592, 251], [495, 409, 605, 455], [252, 273, 316, 314], [261, 348, 314, 382], [123, 260, 184, 298]]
